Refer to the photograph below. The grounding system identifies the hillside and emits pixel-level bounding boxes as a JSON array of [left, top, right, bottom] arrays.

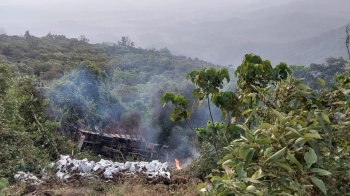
[[0, 33, 227, 168]]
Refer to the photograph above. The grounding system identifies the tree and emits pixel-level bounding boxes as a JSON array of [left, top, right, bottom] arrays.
[[24, 30, 31, 40], [0, 28, 6, 35], [162, 67, 241, 160], [79, 35, 89, 43], [118, 36, 135, 47]]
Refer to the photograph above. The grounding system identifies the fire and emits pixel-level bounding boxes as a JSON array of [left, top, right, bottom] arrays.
[[174, 158, 182, 170]]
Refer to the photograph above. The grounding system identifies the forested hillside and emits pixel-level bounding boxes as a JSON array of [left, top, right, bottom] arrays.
[[0, 32, 229, 179]]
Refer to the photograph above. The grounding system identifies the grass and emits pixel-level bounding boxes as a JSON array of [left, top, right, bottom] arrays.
[[2, 175, 200, 196]]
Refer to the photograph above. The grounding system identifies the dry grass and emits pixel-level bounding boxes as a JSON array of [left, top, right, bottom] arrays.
[[2, 177, 200, 196], [105, 181, 199, 196]]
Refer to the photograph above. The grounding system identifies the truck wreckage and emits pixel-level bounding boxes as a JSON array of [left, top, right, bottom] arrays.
[[77, 129, 169, 162]]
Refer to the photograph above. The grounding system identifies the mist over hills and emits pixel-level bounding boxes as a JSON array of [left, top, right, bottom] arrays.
[[1, 0, 349, 67]]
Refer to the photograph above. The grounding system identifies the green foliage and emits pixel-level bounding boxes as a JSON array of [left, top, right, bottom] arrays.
[[0, 65, 11, 97], [0, 66, 72, 177], [290, 56, 348, 89], [196, 122, 241, 151], [118, 36, 134, 47], [186, 142, 224, 180], [112, 68, 146, 85], [75, 151, 101, 162], [0, 178, 9, 190], [187, 67, 230, 100], [212, 91, 241, 119], [166, 54, 350, 195], [234, 53, 273, 90], [48, 63, 124, 136], [162, 67, 239, 165], [202, 55, 350, 195], [160, 92, 191, 122]]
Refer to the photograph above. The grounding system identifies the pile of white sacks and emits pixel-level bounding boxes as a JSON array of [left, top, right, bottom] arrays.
[[14, 171, 43, 184], [55, 155, 170, 180], [14, 155, 170, 184]]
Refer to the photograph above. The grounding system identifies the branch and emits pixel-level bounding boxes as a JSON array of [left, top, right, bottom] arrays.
[[207, 97, 214, 124], [185, 119, 196, 134], [206, 96, 220, 159]]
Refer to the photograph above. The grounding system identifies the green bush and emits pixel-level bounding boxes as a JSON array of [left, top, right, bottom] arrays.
[[209, 55, 350, 195], [166, 54, 350, 195], [0, 178, 9, 190], [0, 65, 77, 178], [186, 143, 217, 179]]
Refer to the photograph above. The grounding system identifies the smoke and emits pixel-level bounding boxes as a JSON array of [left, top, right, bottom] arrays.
[[48, 64, 124, 134], [45, 45, 226, 165]]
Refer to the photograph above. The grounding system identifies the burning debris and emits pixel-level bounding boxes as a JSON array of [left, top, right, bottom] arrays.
[[174, 158, 182, 170], [78, 129, 169, 162]]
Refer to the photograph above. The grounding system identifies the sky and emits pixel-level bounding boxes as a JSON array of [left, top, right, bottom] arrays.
[[0, 0, 259, 6], [0, 0, 288, 12]]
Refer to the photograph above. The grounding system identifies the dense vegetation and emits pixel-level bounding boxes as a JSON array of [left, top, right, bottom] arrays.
[[164, 54, 350, 195]]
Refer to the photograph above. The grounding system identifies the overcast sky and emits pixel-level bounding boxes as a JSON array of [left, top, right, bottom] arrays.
[[1, 0, 259, 6], [0, 0, 289, 11]]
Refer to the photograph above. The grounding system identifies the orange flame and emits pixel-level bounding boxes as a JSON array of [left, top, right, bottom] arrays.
[[175, 158, 182, 170]]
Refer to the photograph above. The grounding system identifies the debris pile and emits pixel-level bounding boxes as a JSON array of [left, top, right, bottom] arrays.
[[14, 155, 171, 185], [14, 171, 43, 185], [55, 155, 170, 180]]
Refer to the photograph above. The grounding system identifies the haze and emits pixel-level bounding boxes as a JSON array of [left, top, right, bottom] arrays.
[[1, 0, 349, 66]]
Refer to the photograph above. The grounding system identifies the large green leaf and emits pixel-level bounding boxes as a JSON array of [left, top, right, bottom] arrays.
[[287, 152, 303, 170], [259, 123, 272, 129], [294, 137, 310, 148], [242, 109, 253, 115], [272, 109, 285, 124], [304, 149, 317, 169], [245, 148, 255, 166], [285, 127, 301, 137], [237, 164, 247, 178], [265, 147, 286, 162], [276, 162, 293, 172], [303, 133, 321, 139], [316, 112, 333, 146], [317, 78, 326, 87], [311, 177, 327, 195], [310, 168, 331, 176]]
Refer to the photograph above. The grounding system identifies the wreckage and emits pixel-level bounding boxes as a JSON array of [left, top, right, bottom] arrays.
[[78, 129, 169, 162]]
